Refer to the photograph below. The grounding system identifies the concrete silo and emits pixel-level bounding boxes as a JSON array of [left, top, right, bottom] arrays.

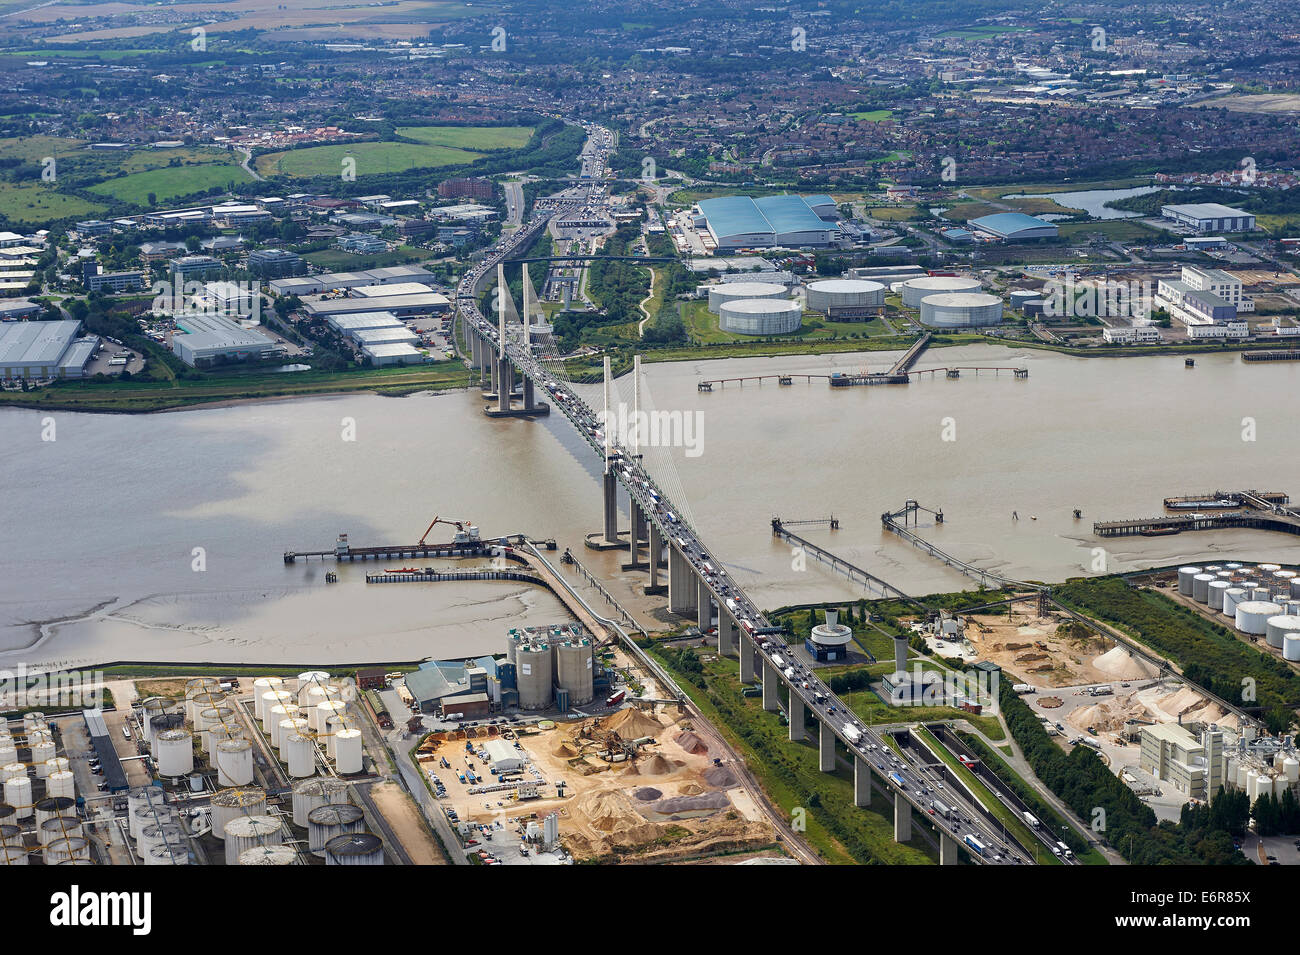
[[554, 638, 595, 706], [516, 639, 554, 710]]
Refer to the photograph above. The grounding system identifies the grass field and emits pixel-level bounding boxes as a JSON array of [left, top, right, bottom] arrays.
[[88, 160, 253, 205], [396, 125, 532, 150], [0, 182, 106, 223], [0, 134, 84, 162], [1056, 219, 1158, 241], [865, 204, 922, 221], [848, 109, 893, 122], [302, 246, 434, 271], [254, 140, 481, 178]]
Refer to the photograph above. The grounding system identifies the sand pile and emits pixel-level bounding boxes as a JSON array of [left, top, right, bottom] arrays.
[[1094, 645, 1159, 679], [576, 790, 647, 834], [704, 766, 737, 788], [640, 754, 678, 775], [651, 792, 730, 814], [633, 787, 662, 802], [1068, 702, 1133, 733], [621, 762, 640, 776], [679, 783, 704, 796], [602, 709, 666, 739], [553, 741, 579, 757], [675, 731, 708, 755]]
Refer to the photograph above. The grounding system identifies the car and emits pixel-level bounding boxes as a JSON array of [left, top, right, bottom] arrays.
[[96, 782, 108, 792]]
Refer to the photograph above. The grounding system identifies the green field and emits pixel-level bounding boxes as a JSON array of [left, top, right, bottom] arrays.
[[255, 141, 482, 178], [848, 109, 894, 122], [0, 134, 84, 162], [396, 124, 533, 150], [303, 246, 434, 271], [88, 160, 254, 206], [0, 182, 106, 223]]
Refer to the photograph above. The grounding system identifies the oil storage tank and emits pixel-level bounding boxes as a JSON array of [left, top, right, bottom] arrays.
[[292, 778, 351, 827], [718, 298, 802, 335], [210, 786, 266, 839], [1192, 573, 1215, 603], [1285, 634, 1300, 662], [325, 832, 384, 865], [1236, 601, 1282, 635], [1208, 580, 1231, 610], [707, 281, 789, 314], [239, 845, 298, 866], [223, 815, 282, 865], [805, 279, 885, 317], [554, 637, 595, 706], [334, 729, 363, 774], [154, 730, 194, 777], [285, 733, 316, 778], [1223, 588, 1247, 618], [920, 292, 1003, 328], [216, 738, 255, 787], [1177, 566, 1202, 595], [1266, 615, 1300, 650], [901, 275, 981, 308], [516, 639, 554, 710], [252, 677, 285, 720], [308, 803, 365, 856]]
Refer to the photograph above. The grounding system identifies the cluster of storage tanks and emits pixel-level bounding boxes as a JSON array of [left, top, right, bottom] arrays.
[[0, 711, 86, 865], [1225, 745, 1300, 806], [894, 275, 1005, 328], [247, 671, 364, 778], [706, 281, 804, 335], [1177, 563, 1300, 659], [507, 626, 595, 710]]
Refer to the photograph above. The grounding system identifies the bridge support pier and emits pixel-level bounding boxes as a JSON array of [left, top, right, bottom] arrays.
[[819, 719, 835, 771], [522, 377, 535, 410], [644, 523, 666, 595], [788, 695, 806, 742], [761, 659, 780, 712], [940, 834, 958, 866], [739, 635, 755, 683], [718, 613, 736, 657], [497, 359, 514, 412], [696, 578, 712, 632], [854, 757, 872, 807], [668, 547, 696, 615], [602, 469, 620, 546], [894, 794, 912, 843], [622, 504, 647, 570]]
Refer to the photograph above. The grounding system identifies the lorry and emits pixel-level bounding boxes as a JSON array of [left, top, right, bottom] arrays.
[[964, 834, 986, 856], [605, 690, 626, 707], [932, 799, 953, 818], [1023, 811, 1041, 829], [1012, 683, 1036, 695], [842, 722, 862, 745], [771, 653, 786, 669], [888, 772, 905, 787]]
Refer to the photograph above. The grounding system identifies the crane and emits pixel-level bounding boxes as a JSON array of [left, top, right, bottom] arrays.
[[418, 515, 478, 546]]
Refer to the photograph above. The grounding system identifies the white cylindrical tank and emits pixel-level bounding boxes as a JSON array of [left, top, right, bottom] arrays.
[[277, 717, 310, 756], [1208, 580, 1231, 610], [901, 275, 982, 308], [148, 713, 184, 748], [554, 639, 595, 705], [1223, 588, 1247, 618], [216, 738, 254, 787], [0, 743, 14, 768], [334, 729, 363, 774], [308, 803, 366, 855], [296, 670, 332, 705], [209, 787, 266, 839], [0, 823, 20, 848], [707, 282, 789, 314], [4, 777, 32, 818], [31, 740, 55, 774], [39, 816, 82, 846], [516, 640, 553, 710], [0, 845, 26, 866], [1237, 601, 1282, 635], [292, 778, 351, 827], [1192, 573, 1214, 603], [805, 278, 885, 314], [127, 787, 166, 838], [1252, 587, 1272, 601], [43, 756, 69, 777], [325, 832, 384, 865], [186, 690, 224, 726], [1290, 579, 1300, 600], [313, 699, 348, 733], [1, 763, 25, 783], [205, 721, 242, 755], [133, 804, 173, 840], [46, 771, 75, 799], [718, 298, 802, 335], [285, 733, 315, 778], [146, 843, 190, 866], [223, 815, 282, 866], [302, 684, 343, 710], [35, 796, 77, 826], [196, 705, 234, 734], [1266, 615, 1300, 650], [1258, 563, 1282, 574], [1177, 566, 1202, 595], [259, 691, 293, 729], [252, 677, 285, 720], [155, 729, 194, 777], [919, 291, 1003, 327], [239, 845, 298, 866], [324, 714, 357, 758], [44, 836, 90, 864], [1285, 634, 1300, 662], [138, 822, 183, 855], [22, 712, 46, 733], [269, 705, 300, 746], [1286, 758, 1300, 783]]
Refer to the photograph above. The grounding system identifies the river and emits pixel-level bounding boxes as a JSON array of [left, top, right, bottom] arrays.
[[3, 343, 1300, 668]]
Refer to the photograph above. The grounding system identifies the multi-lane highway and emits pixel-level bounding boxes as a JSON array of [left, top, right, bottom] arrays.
[[455, 123, 1033, 865]]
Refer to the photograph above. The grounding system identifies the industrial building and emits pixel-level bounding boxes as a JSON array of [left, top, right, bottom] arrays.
[[353, 325, 420, 347], [967, 212, 1059, 242], [0, 299, 41, 321], [900, 275, 982, 308], [718, 298, 803, 335], [301, 292, 450, 320], [505, 624, 597, 712], [362, 342, 424, 366], [350, 282, 437, 299], [804, 278, 885, 318], [694, 194, 839, 251], [1139, 723, 1226, 801], [268, 265, 437, 297], [482, 738, 524, 774], [336, 234, 388, 254], [847, 264, 928, 285], [919, 292, 1004, 327], [170, 314, 283, 367], [1161, 203, 1255, 233], [247, 249, 306, 278], [806, 609, 854, 662], [0, 319, 98, 380], [706, 281, 789, 313], [326, 311, 407, 339]]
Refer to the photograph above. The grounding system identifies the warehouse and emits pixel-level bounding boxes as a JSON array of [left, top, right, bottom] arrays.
[[805, 278, 885, 318], [170, 314, 282, 367], [707, 281, 789, 313], [1161, 203, 1255, 233], [349, 282, 436, 299], [352, 325, 419, 347], [482, 738, 524, 774], [968, 212, 1059, 241], [0, 319, 95, 380], [361, 342, 424, 366], [326, 311, 406, 338], [719, 298, 803, 335], [695, 194, 838, 251], [900, 275, 982, 308], [919, 292, 1004, 327], [302, 292, 450, 319], [0, 299, 40, 321], [267, 265, 437, 297]]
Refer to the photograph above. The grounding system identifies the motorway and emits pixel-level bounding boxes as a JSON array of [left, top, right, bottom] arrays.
[[455, 123, 1031, 865]]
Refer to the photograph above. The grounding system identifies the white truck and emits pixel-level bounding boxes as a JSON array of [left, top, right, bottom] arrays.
[[841, 722, 862, 745], [1012, 683, 1036, 695], [1022, 811, 1041, 829]]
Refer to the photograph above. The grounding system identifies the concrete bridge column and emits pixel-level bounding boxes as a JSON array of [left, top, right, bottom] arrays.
[[522, 376, 535, 410], [497, 360, 514, 412], [854, 756, 872, 807], [718, 613, 736, 657], [761, 659, 780, 712], [739, 635, 755, 683], [623, 503, 647, 570], [788, 695, 806, 742], [602, 469, 619, 545], [696, 578, 712, 631], [894, 795, 912, 843], [940, 834, 958, 866], [488, 348, 499, 394], [668, 546, 697, 615], [819, 719, 835, 771], [645, 523, 666, 595]]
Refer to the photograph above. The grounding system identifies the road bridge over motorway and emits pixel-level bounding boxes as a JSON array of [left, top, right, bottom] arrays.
[[451, 130, 1031, 865]]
